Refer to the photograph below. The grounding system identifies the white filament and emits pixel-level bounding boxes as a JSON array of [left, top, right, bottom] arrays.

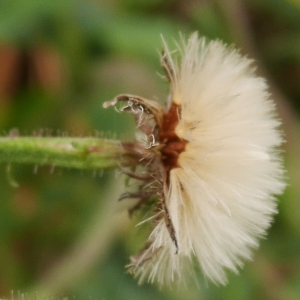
[[134, 33, 285, 286]]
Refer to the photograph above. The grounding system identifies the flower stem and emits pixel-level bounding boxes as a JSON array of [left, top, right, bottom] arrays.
[[0, 136, 124, 170]]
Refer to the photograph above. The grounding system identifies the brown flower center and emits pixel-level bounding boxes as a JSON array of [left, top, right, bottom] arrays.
[[159, 103, 187, 184]]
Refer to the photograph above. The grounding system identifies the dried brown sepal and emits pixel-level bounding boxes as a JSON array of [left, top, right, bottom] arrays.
[[161, 47, 175, 84], [103, 74, 181, 273], [103, 94, 164, 135], [127, 243, 163, 270]]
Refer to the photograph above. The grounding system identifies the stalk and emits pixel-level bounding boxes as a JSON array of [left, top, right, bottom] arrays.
[[0, 136, 124, 170]]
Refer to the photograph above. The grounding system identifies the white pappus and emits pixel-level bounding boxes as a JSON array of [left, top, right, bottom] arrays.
[[104, 32, 286, 286]]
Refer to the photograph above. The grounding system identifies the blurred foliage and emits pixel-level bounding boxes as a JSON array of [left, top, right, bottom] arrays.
[[0, 0, 299, 299]]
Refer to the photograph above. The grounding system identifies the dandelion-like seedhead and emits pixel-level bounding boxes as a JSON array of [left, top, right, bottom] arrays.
[[104, 33, 286, 286]]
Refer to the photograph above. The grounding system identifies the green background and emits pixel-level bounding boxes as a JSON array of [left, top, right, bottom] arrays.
[[0, 0, 299, 299]]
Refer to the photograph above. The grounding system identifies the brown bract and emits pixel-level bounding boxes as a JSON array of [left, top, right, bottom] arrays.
[[102, 49, 186, 273], [103, 92, 182, 261]]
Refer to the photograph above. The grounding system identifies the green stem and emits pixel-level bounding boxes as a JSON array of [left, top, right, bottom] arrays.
[[0, 136, 123, 170]]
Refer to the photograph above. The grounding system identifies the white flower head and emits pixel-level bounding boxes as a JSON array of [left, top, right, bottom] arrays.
[[104, 33, 286, 286]]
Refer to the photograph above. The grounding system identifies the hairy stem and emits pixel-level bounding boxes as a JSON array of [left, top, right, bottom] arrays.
[[0, 136, 124, 170]]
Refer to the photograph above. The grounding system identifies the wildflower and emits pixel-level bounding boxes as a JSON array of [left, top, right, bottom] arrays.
[[104, 33, 285, 286]]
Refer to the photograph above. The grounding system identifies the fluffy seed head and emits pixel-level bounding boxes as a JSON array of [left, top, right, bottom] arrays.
[[105, 32, 286, 287]]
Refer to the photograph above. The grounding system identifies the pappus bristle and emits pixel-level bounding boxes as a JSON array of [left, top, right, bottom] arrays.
[[104, 32, 286, 287]]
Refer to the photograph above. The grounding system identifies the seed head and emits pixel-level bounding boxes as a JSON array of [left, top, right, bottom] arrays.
[[104, 32, 286, 286]]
